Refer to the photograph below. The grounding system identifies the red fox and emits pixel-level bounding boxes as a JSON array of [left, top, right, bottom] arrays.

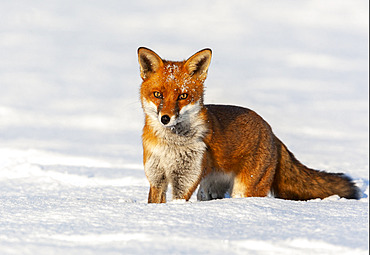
[[137, 47, 360, 203]]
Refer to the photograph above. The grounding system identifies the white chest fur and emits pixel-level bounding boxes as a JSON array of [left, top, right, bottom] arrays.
[[144, 132, 206, 199]]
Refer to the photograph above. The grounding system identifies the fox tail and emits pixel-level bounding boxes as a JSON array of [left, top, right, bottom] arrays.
[[271, 137, 360, 200]]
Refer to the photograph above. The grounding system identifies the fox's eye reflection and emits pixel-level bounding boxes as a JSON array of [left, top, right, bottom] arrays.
[[178, 93, 188, 100], [153, 92, 188, 100], [153, 91, 163, 99]]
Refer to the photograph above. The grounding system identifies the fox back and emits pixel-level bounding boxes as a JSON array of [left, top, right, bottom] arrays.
[[137, 47, 360, 203]]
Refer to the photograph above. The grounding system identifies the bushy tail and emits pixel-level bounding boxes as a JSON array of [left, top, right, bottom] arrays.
[[271, 137, 360, 200]]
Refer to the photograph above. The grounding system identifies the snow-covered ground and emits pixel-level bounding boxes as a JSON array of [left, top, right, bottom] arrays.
[[0, 1, 368, 254]]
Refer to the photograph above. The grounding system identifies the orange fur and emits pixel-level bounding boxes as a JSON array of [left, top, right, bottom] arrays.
[[137, 47, 360, 203]]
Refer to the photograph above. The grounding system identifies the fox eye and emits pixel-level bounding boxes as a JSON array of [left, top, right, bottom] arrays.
[[153, 91, 163, 99], [178, 93, 188, 100]]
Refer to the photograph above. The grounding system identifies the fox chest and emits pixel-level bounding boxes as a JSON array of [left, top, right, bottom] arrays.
[[143, 139, 206, 184]]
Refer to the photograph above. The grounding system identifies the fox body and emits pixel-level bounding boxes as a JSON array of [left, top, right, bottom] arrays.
[[138, 47, 359, 203]]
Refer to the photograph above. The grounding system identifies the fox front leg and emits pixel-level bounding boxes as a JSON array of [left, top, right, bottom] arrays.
[[145, 164, 168, 203], [170, 168, 202, 201], [169, 148, 206, 201], [148, 185, 167, 203]]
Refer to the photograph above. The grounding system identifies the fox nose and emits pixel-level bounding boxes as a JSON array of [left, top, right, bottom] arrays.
[[161, 115, 171, 125]]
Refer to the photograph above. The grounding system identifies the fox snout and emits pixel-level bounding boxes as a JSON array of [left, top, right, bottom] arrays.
[[158, 112, 178, 127], [160, 115, 171, 125]]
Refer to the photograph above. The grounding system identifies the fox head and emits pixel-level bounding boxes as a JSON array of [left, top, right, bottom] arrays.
[[138, 47, 212, 137]]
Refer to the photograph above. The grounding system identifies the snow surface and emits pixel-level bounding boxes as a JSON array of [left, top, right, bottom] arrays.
[[0, 0, 368, 254]]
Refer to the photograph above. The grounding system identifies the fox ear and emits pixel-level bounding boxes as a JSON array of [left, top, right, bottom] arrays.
[[138, 47, 163, 80], [184, 48, 212, 80]]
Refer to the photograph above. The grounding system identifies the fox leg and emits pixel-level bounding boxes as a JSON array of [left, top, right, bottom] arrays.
[[169, 166, 204, 201], [147, 174, 168, 203], [146, 167, 168, 203], [169, 149, 205, 201], [148, 185, 167, 203], [171, 173, 200, 201], [197, 171, 234, 201], [231, 163, 276, 198]]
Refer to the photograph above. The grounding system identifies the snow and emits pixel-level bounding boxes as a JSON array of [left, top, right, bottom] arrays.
[[0, 0, 368, 254]]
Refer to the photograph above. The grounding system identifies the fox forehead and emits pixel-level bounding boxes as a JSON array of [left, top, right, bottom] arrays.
[[161, 61, 196, 92], [163, 62, 181, 78], [141, 61, 201, 95]]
